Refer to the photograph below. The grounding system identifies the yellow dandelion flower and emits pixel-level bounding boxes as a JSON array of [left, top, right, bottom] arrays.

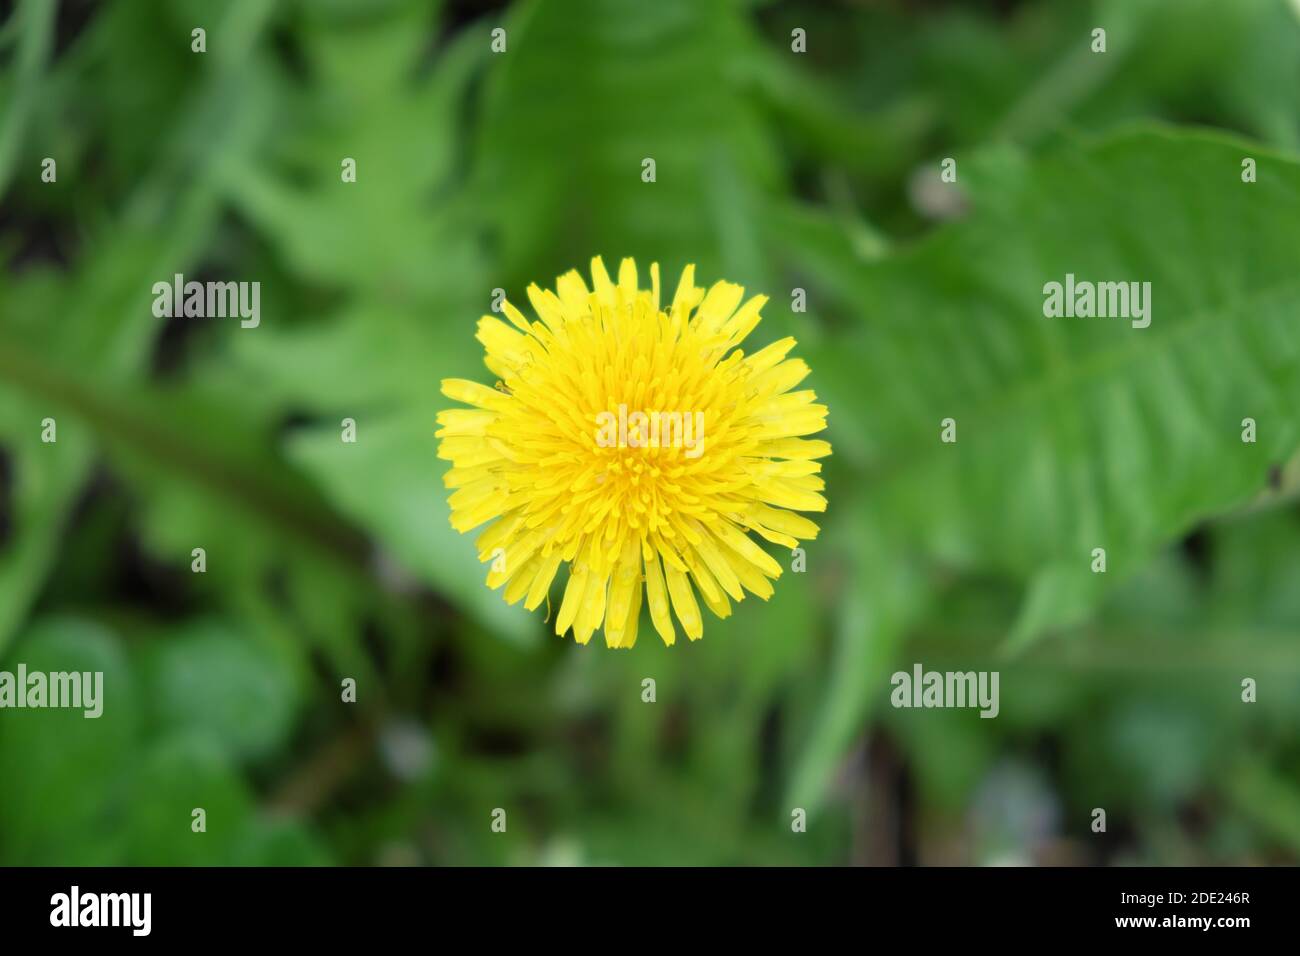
[[436, 257, 830, 648]]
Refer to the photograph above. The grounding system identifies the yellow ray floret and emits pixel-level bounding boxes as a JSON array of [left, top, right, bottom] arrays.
[[436, 257, 831, 648]]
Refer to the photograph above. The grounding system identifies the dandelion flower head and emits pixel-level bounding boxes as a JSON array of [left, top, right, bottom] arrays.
[[436, 257, 830, 648]]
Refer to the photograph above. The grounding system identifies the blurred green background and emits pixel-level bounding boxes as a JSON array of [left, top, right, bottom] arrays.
[[2, 0, 1300, 866]]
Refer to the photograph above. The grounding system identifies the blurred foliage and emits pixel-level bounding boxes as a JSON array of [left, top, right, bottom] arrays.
[[1, 0, 1299, 865]]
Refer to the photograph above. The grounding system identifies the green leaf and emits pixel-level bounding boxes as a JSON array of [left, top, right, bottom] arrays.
[[229, 817, 333, 866], [0, 327, 385, 681], [212, 4, 535, 638], [0, 0, 54, 194], [287, 413, 537, 643], [123, 733, 255, 866], [220, 0, 476, 300], [0, 618, 137, 865], [814, 127, 1300, 647], [785, 506, 925, 814], [1225, 760, 1300, 854], [0, 0, 280, 652], [144, 619, 298, 762], [473, 0, 781, 285]]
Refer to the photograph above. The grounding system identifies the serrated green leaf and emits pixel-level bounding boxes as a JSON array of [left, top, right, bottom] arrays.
[[816, 128, 1300, 647]]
